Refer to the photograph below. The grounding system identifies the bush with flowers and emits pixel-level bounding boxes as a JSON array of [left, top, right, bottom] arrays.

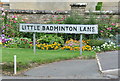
[[0, 7, 31, 38], [92, 41, 118, 52], [1, 34, 32, 48], [99, 23, 119, 38], [61, 39, 92, 51]]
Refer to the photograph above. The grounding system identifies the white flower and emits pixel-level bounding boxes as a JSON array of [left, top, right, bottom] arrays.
[[105, 42, 107, 44], [2, 12, 5, 16], [15, 18, 18, 20], [97, 46, 100, 48], [108, 41, 111, 43]]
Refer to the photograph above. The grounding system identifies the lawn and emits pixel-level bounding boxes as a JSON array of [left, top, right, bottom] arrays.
[[2, 48, 96, 74]]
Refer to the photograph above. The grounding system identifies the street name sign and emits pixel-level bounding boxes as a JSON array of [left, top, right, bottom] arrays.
[[20, 24, 98, 34]]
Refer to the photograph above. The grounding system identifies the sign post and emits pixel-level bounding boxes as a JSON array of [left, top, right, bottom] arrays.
[[33, 32, 36, 54], [80, 34, 82, 55], [19, 24, 98, 55]]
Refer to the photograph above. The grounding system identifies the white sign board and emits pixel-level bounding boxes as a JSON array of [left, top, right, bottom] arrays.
[[20, 24, 98, 34]]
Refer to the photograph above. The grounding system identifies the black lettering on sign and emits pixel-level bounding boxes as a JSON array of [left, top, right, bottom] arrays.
[[27, 25, 30, 30], [54, 26, 58, 31], [73, 26, 77, 31], [22, 25, 26, 30], [87, 27, 91, 32], [37, 26, 40, 30], [46, 26, 49, 30], [42, 26, 45, 30], [83, 27, 86, 31], [69, 27, 72, 31], [34, 25, 37, 30], [80, 27, 82, 31], [92, 27, 95, 32], [31, 25, 33, 30], [61, 26, 65, 31], [50, 26, 53, 31], [66, 26, 69, 31]]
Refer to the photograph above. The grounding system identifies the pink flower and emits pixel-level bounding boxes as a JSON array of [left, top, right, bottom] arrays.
[[0, 8, 4, 11], [56, 19, 62, 21], [12, 16, 17, 18], [52, 15, 55, 17], [2, 26, 5, 29], [9, 20, 13, 22], [107, 27, 112, 30], [13, 21, 17, 23], [112, 23, 115, 25], [61, 18, 64, 20], [100, 30, 103, 32]]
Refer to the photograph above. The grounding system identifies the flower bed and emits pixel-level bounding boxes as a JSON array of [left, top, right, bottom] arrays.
[[36, 42, 61, 50], [61, 39, 92, 51]]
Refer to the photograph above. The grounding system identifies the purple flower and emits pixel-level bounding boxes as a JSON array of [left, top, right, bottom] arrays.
[[8, 35, 10, 37], [4, 46, 6, 47], [2, 30, 5, 33], [1, 34, 5, 37], [68, 44, 73, 46], [5, 39, 10, 41]]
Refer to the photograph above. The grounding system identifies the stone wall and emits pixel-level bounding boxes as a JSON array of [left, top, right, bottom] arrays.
[[6, 3, 119, 24], [8, 13, 69, 23]]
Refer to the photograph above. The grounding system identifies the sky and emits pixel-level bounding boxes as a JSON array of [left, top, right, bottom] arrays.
[[1, 0, 9, 2]]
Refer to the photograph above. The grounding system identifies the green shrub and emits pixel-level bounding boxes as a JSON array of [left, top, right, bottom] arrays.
[[87, 39, 105, 46], [98, 2, 103, 5], [37, 34, 64, 45], [96, 2, 103, 11], [96, 5, 102, 11]]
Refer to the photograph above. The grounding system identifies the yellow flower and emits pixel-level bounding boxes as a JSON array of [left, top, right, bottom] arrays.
[[70, 47, 73, 50], [0, 42, 2, 45], [58, 44, 61, 46], [41, 47, 44, 50], [29, 44, 33, 46], [46, 47, 48, 50]]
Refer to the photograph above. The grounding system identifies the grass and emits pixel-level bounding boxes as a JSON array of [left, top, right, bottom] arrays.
[[2, 48, 96, 74]]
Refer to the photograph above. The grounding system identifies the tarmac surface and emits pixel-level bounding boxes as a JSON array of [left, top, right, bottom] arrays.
[[97, 51, 119, 78], [97, 51, 118, 71], [23, 59, 108, 79]]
